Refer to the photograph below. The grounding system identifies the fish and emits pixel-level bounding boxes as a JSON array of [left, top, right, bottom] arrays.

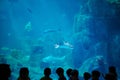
[[43, 28, 61, 33], [27, 8, 32, 13], [42, 56, 66, 64], [24, 21, 32, 32], [55, 45, 73, 49], [32, 46, 43, 54], [1, 47, 10, 51], [54, 41, 73, 50]]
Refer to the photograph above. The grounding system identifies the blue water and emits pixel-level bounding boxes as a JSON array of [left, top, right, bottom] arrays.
[[0, 0, 120, 80]]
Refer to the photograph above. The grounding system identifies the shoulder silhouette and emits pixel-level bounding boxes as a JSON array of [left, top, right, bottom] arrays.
[[108, 66, 117, 80], [56, 67, 66, 80], [40, 67, 52, 80], [66, 68, 72, 80], [92, 70, 100, 80], [83, 72, 91, 80], [17, 67, 30, 80], [0, 64, 11, 80], [71, 69, 79, 80]]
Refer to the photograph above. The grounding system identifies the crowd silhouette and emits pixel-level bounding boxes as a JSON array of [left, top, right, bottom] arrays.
[[0, 63, 118, 80]]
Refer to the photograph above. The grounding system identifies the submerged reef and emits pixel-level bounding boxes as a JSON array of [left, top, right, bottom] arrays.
[[72, 0, 120, 77]]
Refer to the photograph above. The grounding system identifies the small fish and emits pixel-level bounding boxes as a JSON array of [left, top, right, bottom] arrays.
[[27, 8, 32, 13], [54, 41, 73, 49], [1, 47, 9, 51], [32, 46, 43, 54], [43, 28, 61, 33], [24, 21, 32, 32], [55, 45, 73, 49], [42, 56, 65, 63]]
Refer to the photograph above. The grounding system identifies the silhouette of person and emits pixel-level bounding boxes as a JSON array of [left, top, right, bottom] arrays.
[[40, 67, 52, 80], [104, 73, 116, 80], [108, 66, 117, 80], [17, 67, 30, 80], [0, 64, 11, 80], [66, 68, 72, 80], [71, 69, 79, 80], [91, 70, 100, 80], [56, 67, 66, 80], [83, 72, 91, 80]]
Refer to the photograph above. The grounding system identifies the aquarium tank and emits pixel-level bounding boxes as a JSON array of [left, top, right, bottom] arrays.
[[0, 0, 120, 80]]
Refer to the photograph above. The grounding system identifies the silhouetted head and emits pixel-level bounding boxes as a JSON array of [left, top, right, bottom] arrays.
[[109, 66, 116, 73], [44, 67, 51, 76], [71, 69, 79, 80], [84, 72, 91, 80], [71, 69, 79, 77], [56, 67, 64, 76], [105, 73, 116, 80], [0, 64, 11, 80], [66, 68, 72, 77], [92, 70, 100, 80], [19, 67, 29, 78], [109, 66, 117, 79]]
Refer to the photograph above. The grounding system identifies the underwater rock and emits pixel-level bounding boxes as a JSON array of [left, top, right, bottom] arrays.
[[73, 14, 91, 33], [107, 34, 120, 67], [79, 55, 106, 76]]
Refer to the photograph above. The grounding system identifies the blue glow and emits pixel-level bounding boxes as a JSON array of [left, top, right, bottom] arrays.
[[0, 0, 120, 80]]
